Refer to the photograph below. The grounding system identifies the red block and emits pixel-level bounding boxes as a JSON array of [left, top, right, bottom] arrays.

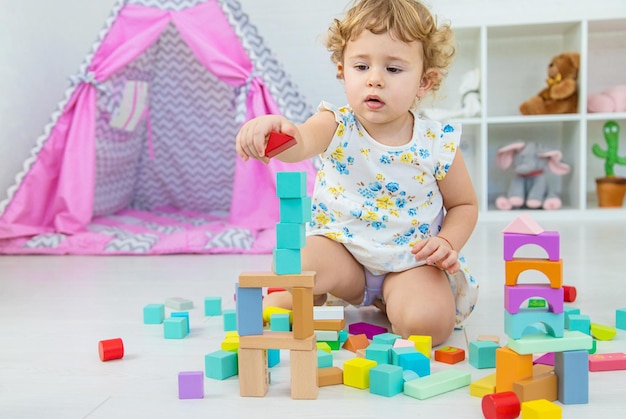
[[482, 391, 521, 419], [265, 132, 296, 158], [434, 346, 465, 364], [589, 352, 626, 372], [267, 287, 286, 295], [563, 285, 577, 302], [98, 338, 124, 361]]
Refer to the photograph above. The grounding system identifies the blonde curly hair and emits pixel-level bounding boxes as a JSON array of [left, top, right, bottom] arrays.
[[326, 0, 455, 93]]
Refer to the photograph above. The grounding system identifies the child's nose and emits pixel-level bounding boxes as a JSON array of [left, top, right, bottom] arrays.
[[367, 77, 384, 88]]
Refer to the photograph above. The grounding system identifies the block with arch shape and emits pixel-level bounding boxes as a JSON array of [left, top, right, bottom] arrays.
[[504, 309, 564, 340], [504, 284, 564, 314], [503, 231, 560, 261], [505, 258, 562, 288]]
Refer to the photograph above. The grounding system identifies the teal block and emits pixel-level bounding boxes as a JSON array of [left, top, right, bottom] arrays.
[[164, 317, 188, 339], [143, 303, 165, 324], [317, 350, 333, 368], [398, 351, 430, 377], [279, 196, 311, 223], [469, 340, 499, 369], [555, 350, 588, 404], [171, 311, 190, 334], [204, 297, 222, 316], [268, 349, 280, 368], [568, 314, 590, 335], [504, 308, 564, 339], [273, 248, 301, 275], [270, 313, 291, 332], [366, 343, 392, 365], [564, 306, 581, 329], [223, 309, 237, 332], [617, 308, 626, 330], [369, 364, 404, 397], [276, 222, 306, 249], [205, 350, 238, 380], [338, 330, 348, 343], [391, 346, 417, 365], [276, 171, 307, 198], [403, 369, 471, 400], [236, 285, 263, 336], [372, 332, 401, 345]]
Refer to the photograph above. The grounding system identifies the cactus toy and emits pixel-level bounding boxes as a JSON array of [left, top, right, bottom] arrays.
[[592, 120, 626, 177]]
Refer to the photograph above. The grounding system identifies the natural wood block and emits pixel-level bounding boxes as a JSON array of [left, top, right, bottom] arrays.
[[239, 332, 315, 351], [317, 367, 343, 387], [292, 287, 314, 339], [238, 271, 315, 288], [290, 349, 318, 399], [513, 364, 558, 402], [238, 348, 268, 397], [313, 318, 346, 331]]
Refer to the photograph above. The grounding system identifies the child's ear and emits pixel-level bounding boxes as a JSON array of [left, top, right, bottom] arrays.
[[336, 63, 344, 80], [418, 68, 439, 97]]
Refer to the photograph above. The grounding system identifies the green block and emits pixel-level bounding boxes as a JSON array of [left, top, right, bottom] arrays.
[[317, 350, 333, 368], [527, 298, 546, 308], [276, 222, 306, 249], [164, 317, 188, 339], [372, 332, 401, 345], [588, 339, 597, 354], [506, 330, 593, 355], [276, 171, 307, 198], [223, 309, 237, 332], [143, 303, 165, 324], [279, 196, 311, 223], [204, 296, 222, 316], [273, 248, 301, 274], [403, 369, 471, 400], [370, 364, 404, 397], [320, 339, 341, 350], [469, 340, 499, 369], [366, 343, 392, 365], [205, 350, 238, 380]]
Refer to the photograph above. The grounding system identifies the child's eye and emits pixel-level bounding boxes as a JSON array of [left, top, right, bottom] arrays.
[[387, 67, 401, 73], [355, 65, 369, 71]]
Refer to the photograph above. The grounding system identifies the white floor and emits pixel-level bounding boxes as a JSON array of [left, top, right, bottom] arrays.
[[1, 219, 625, 418]]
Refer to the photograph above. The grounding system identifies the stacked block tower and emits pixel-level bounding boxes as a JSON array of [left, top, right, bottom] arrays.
[[235, 171, 319, 399], [496, 214, 592, 408]]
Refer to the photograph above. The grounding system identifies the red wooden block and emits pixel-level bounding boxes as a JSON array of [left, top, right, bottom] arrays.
[[98, 338, 124, 361], [267, 287, 286, 295], [265, 132, 296, 158], [482, 391, 521, 419], [589, 352, 626, 372], [434, 346, 465, 364], [563, 285, 577, 302]]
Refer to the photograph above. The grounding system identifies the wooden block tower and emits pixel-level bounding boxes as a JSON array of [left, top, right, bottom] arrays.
[[497, 215, 592, 405], [236, 171, 318, 399]]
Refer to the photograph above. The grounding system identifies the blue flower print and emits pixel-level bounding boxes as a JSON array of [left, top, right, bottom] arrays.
[[386, 182, 399, 192], [443, 124, 454, 133], [371, 222, 386, 230], [347, 156, 354, 164], [380, 155, 392, 164], [319, 202, 328, 211], [408, 208, 417, 216], [418, 223, 430, 234], [342, 227, 354, 238], [350, 208, 363, 218], [396, 198, 407, 208], [419, 148, 430, 159], [336, 161, 349, 175], [369, 182, 383, 192]]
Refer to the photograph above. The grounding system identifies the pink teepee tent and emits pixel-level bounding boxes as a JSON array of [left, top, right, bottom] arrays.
[[0, 0, 316, 254]]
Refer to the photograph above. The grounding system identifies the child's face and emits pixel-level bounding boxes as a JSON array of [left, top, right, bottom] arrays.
[[340, 30, 429, 130]]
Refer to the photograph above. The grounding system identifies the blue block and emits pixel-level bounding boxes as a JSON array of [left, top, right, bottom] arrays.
[[164, 317, 188, 339], [366, 343, 392, 365], [317, 350, 333, 368], [617, 308, 626, 330], [469, 340, 499, 369], [369, 364, 404, 397], [143, 303, 165, 324], [223, 309, 237, 332], [171, 311, 190, 334], [268, 349, 280, 368], [235, 285, 263, 336], [279, 196, 311, 223], [555, 350, 589, 404], [204, 297, 222, 316], [205, 350, 238, 380], [568, 314, 591, 335], [391, 346, 417, 365], [270, 313, 291, 331], [276, 171, 307, 198], [372, 333, 402, 345], [273, 248, 301, 275], [276, 222, 306, 249], [398, 351, 430, 377], [504, 308, 564, 339]]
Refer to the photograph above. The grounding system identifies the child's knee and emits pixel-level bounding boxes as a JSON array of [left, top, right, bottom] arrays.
[[388, 306, 455, 345]]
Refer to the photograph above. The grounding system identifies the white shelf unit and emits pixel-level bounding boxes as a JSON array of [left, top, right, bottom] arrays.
[[428, 17, 626, 221]]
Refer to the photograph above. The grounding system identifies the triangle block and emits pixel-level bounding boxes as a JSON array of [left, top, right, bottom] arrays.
[[503, 214, 544, 235], [342, 334, 370, 353]]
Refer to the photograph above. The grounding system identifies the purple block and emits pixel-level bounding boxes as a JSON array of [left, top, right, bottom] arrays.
[[534, 352, 555, 366], [504, 284, 564, 314], [348, 322, 388, 339], [503, 231, 560, 261], [178, 371, 204, 399]]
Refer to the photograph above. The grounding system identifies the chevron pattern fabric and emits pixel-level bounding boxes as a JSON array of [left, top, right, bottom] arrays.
[[127, 0, 207, 10]]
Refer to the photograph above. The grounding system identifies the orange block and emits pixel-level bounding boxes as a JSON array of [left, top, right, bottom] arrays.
[[342, 334, 370, 352], [292, 287, 314, 340], [496, 347, 533, 392], [317, 367, 344, 387], [434, 346, 466, 364], [505, 258, 563, 288], [313, 318, 346, 331]]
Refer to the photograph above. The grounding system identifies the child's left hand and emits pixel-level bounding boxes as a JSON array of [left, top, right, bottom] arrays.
[[411, 236, 460, 274]]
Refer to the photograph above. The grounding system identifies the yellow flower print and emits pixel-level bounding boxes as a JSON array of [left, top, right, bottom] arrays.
[[413, 172, 426, 184], [315, 213, 331, 226], [360, 148, 370, 159], [389, 208, 399, 218], [376, 173, 384, 181], [337, 124, 345, 137], [339, 106, 350, 113], [328, 185, 344, 198], [444, 142, 457, 152], [375, 195, 393, 209], [363, 211, 379, 221], [401, 153, 413, 163], [317, 170, 326, 181], [425, 129, 436, 140], [411, 219, 418, 226], [331, 147, 345, 162], [325, 232, 343, 240]]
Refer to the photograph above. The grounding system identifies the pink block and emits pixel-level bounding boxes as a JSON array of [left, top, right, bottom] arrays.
[[503, 231, 560, 261], [393, 339, 415, 348], [504, 284, 564, 314], [589, 353, 626, 372], [534, 352, 555, 366], [503, 214, 545, 235], [348, 322, 388, 340]]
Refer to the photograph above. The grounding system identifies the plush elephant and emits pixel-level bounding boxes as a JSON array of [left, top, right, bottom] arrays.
[[495, 141, 571, 210]]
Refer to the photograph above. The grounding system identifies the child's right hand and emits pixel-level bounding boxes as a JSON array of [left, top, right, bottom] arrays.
[[235, 115, 298, 164]]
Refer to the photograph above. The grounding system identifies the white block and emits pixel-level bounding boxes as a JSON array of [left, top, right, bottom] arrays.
[[313, 306, 344, 320], [315, 330, 339, 341]]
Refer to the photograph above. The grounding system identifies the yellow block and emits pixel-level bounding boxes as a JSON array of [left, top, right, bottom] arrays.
[[221, 335, 240, 352], [521, 399, 562, 419], [343, 358, 377, 389], [317, 342, 332, 353], [408, 335, 432, 358], [263, 306, 292, 324], [590, 323, 617, 341], [469, 372, 496, 398]]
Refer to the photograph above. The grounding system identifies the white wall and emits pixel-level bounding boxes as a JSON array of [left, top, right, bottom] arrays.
[[1, 0, 625, 198]]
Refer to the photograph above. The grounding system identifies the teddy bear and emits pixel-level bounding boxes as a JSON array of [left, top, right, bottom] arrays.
[[519, 52, 580, 115], [588, 85, 626, 113]]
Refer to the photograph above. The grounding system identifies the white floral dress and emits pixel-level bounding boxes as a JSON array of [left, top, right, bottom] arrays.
[[307, 102, 479, 324]]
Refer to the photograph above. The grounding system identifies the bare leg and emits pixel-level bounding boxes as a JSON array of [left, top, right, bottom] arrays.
[[382, 265, 456, 346], [262, 236, 366, 310]]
